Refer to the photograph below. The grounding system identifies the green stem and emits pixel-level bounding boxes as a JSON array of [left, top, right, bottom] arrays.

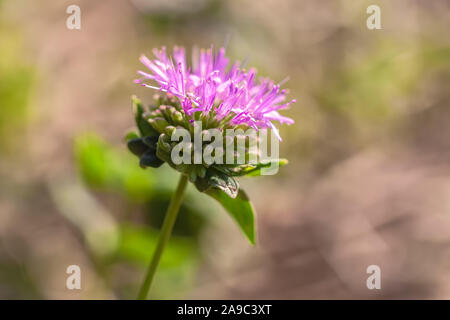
[[137, 174, 188, 300]]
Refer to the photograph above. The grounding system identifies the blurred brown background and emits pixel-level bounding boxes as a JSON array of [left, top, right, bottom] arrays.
[[0, 0, 449, 299]]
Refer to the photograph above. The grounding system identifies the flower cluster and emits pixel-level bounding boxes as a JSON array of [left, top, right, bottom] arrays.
[[134, 46, 295, 140]]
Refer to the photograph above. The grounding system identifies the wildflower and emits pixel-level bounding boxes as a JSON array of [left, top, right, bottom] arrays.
[[128, 46, 295, 299]]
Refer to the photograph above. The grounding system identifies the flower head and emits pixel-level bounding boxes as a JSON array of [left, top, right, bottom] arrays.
[[135, 46, 295, 140], [127, 45, 294, 204]]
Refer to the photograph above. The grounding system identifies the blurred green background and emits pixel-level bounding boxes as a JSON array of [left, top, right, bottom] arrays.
[[0, 0, 449, 299]]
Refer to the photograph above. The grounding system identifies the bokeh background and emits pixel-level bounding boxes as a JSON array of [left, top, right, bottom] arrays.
[[1, 0, 449, 299]]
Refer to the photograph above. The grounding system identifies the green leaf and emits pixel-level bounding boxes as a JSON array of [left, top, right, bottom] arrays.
[[125, 130, 140, 141], [140, 150, 164, 168], [208, 170, 238, 198], [127, 138, 148, 157], [194, 168, 239, 198], [142, 135, 159, 149], [207, 188, 256, 245], [132, 95, 159, 137], [219, 159, 288, 177], [74, 133, 156, 202]]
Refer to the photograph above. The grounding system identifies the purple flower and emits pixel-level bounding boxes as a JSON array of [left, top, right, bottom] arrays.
[[135, 46, 295, 139]]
